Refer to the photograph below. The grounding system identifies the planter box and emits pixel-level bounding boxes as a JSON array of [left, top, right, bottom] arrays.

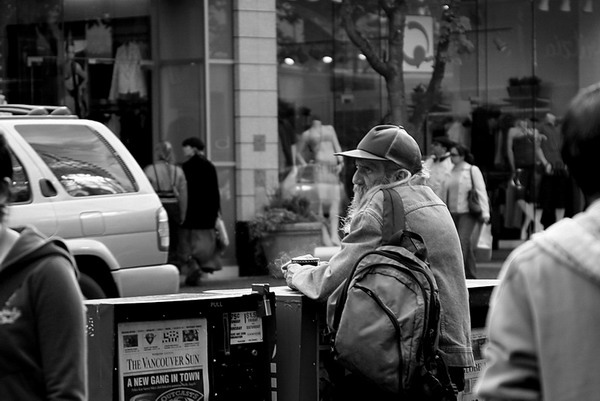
[[261, 222, 323, 277], [236, 221, 269, 277]]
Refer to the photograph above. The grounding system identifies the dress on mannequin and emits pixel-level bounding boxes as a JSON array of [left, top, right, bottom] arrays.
[[506, 119, 546, 239], [297, 118, 344, 246]]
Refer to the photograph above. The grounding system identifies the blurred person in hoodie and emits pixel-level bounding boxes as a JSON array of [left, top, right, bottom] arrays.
[[0, 133, 87, 400], [477, 82, 600, 400]]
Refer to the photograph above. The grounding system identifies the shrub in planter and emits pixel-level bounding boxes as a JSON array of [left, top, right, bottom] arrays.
[[248, 193, 323, 277]]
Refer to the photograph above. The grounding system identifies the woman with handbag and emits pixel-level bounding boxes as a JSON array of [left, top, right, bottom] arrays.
[[441, 144, 490, 279], [144, 141, 187, 269]]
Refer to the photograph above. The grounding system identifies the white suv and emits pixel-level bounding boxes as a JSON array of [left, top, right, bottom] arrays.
[[1, 104, 179, 298]]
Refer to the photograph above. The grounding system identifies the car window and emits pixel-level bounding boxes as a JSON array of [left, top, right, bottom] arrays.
[[9, 150, 32, 203], [15, 124, 138, 197]]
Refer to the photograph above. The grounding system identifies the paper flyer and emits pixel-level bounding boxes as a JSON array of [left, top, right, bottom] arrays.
[[459, 328, 488, 401], [117, 318, 209, 401], [229, 311, 263, 345]]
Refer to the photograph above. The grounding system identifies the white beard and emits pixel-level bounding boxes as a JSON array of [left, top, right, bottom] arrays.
[[342, 177, 393, 234]]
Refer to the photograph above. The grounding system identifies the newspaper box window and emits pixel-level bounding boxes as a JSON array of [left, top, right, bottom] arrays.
[[85, 289, 276, 401]]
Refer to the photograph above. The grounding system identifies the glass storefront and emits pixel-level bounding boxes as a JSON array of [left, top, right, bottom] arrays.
[[276, 0, 592, 243], [0, 0, 236, 262], [1, 0, 154, 165]]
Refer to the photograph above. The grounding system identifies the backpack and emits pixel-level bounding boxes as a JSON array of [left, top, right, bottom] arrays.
[[330, 188, 457, 400]]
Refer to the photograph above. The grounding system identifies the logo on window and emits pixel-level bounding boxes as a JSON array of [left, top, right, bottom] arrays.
[[404, 16, 434, 72]]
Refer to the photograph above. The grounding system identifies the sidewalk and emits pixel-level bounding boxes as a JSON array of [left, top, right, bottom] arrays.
[[181, 240, 522, 292]]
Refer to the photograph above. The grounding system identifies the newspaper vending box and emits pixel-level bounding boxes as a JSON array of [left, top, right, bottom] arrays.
[[85, 285, 276, 401]]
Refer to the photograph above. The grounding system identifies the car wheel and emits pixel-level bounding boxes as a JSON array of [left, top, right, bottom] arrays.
[[79, 273, 107, 299]]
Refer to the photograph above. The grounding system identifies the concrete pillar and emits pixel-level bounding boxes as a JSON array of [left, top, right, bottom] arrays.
[[233, 0, 279, 221]]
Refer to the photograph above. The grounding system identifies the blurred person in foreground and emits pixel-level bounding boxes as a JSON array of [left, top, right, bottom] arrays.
[[179, 137, 221, 286], [477, 82, 600, 400], [0, 133, 87, 400], [282, 125, 474, 400]]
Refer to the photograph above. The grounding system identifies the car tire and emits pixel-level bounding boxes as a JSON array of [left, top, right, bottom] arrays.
[[79, 273, 107, 299]]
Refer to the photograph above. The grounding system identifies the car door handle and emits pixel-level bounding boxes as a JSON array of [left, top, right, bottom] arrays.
[[39, 178, 58, 197]]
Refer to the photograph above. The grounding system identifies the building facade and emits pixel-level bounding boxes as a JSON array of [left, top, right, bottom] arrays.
[[0, 0, 597, 264]]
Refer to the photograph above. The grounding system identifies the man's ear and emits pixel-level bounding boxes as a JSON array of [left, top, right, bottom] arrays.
[[393, 169, 409, 182]]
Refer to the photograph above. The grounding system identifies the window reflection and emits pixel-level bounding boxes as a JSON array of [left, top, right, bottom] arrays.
[[16, 124, 137, 197], [9, 152, 32, 203]]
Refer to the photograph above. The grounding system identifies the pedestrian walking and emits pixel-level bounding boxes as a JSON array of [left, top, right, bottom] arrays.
[[144, 141, 187, 269], [179, 137, 221, 286], [441, 144, 490, 278], [423, 135, 455, 200]]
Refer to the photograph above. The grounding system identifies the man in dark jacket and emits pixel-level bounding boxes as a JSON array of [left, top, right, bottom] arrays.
[[179, 137, 221, 286]]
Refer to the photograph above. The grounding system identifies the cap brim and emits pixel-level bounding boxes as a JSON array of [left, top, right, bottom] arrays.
[[334, 149, 387, 161]]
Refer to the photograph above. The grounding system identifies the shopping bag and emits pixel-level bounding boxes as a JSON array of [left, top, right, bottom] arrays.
[[215, 215, 230, 252], [475, 223, 493, 262]]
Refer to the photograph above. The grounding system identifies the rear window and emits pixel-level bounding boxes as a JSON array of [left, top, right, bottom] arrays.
[[16, 124, 137, 197], [10, 149, 32, 203]]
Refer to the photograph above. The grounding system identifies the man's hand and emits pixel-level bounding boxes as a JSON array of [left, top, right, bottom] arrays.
[[281, 261, 301, 289]]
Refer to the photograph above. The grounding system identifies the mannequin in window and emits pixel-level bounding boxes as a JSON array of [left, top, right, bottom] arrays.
[[297, 116, 344, 246], [62, 44, 87, 117], [506, 118, 547, 239], [32, 4, 64, 105]]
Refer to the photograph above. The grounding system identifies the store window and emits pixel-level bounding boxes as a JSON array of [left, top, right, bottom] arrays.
[[277, 0, 592, 248], [156, 0, 205, 164], [0, 0, 154, 167], [209, 0, 233, 59]]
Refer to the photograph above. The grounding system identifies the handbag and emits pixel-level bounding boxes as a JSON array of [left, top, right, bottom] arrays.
[[215, 215, 230, 252], [511, 168, 527, 200], [468, 166, 482, 216]]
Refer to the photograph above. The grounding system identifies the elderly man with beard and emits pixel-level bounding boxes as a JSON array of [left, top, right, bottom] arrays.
[[282, 125, 474, 400]]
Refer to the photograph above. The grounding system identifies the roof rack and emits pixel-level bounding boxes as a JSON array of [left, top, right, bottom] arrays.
[[0, 104, 75, 117]]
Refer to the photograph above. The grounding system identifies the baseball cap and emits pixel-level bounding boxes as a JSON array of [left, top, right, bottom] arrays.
[[335, 125, 422, 171]]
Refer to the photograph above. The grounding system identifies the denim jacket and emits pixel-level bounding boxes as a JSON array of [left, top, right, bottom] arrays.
[[287, 183, 475, 367]]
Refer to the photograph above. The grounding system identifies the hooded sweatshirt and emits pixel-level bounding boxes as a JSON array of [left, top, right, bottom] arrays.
[[0, 226, 87, 401], [477, 199, 600, 400]]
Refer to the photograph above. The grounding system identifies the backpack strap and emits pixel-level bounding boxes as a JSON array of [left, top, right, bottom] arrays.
[[152, 163, 164, 193], [470, 165, 475, 189], [382, 188, 405, 243], [382, 188, 429, 263]]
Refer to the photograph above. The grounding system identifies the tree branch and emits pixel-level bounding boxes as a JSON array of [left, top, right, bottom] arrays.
[[341, 0, 390, 77]]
